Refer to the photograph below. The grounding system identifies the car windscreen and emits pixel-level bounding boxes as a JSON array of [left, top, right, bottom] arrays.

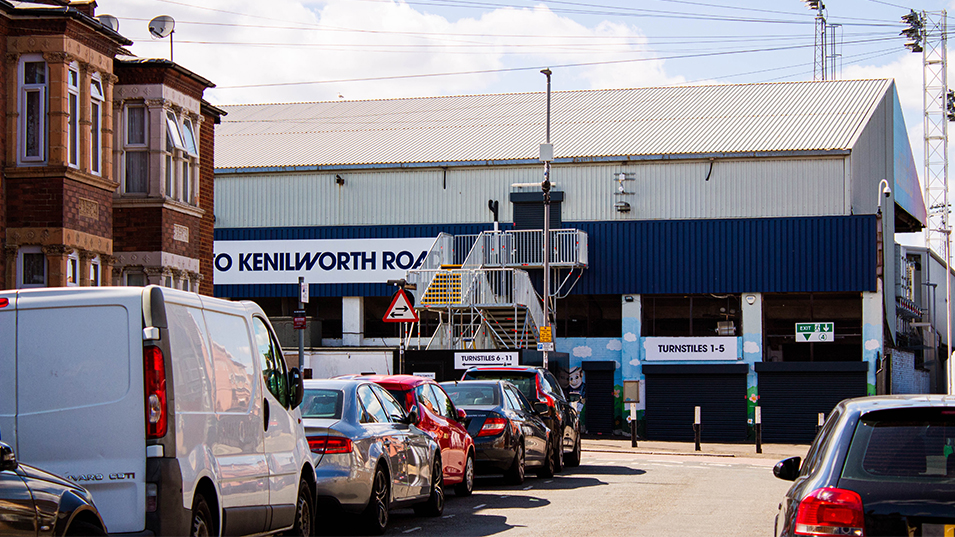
[[301, 389, 344, 419], [841, 408, 955, 483], [386, 388, 411, 410], [463, 371, 536, 401], [441, 383, 501, 406]]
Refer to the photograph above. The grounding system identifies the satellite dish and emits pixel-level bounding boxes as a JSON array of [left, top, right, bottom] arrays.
[[97, 14, 119, 32], [148, 15, 175, 39]]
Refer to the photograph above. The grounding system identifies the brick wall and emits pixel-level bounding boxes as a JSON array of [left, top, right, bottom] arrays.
[[198, 106, 218, 296], [6, 176, 111, 238], [0, 16, 7, 290], [890, 350, 931, 394]]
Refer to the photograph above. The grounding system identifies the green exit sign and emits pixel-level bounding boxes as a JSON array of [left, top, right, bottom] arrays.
[[795, 322, 834, 342]]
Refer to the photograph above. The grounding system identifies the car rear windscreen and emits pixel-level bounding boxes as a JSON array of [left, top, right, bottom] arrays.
[[463, 371, 536, 401], [386, 389, 411, 409], [442, 383, 501, 406], [841, 408, 955, 483], [302, 389, 344, 419]]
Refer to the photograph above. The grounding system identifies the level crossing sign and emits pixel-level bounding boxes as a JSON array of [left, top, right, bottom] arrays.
[[795, 322, 834, 342], [383, 289, 419, 323]]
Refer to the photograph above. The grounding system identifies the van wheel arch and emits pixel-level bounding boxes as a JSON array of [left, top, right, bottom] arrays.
[[192, 478, 219, 537]]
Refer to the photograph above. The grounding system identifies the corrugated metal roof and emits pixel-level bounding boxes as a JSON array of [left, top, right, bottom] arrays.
[[215, 79, 892, 170]]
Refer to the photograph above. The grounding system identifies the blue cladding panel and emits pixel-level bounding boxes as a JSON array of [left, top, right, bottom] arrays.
[[571, 215, 876, 294], [214, 215, 876, 298]]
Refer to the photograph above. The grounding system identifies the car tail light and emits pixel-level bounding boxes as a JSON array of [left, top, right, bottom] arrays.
[[535, 376, 558, 414], [0, 298, 8, 308], [478, 416, 508, 437], [144, 346, 167, 439], [145, 483, 158, 513], [308, 435, 353, 454], [795, 487, 865, 537]]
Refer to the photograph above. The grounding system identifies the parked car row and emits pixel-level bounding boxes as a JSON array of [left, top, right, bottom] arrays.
[[310, 370, 581, 534]]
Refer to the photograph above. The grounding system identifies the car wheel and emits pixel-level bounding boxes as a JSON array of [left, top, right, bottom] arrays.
[[284, 478, 313, 537], [65, 519, 107, 537], [504, 442, 525, 485], [564, 433, 581, 467], [553, 434, 564, 473], [537, 440, 556, 478], [362, 465, 389, 535], [414, 457, 445, 517], [190, 495, 213, 537], [454, 453, 475, 496]]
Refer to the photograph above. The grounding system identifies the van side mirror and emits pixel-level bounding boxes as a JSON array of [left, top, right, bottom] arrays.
[[773, 456, 801, 481], [0, 442, 18, 472], [288, 368, 305, 409]]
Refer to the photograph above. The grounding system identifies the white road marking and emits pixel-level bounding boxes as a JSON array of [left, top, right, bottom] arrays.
[[442, 514, 455, 519], [473, 504, 486, 510], [403, 528, 421, 534], [523, 486, 533, 490]]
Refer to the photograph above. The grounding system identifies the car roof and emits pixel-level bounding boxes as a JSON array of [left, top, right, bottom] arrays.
[[838, 394, 955, 415], [335, 374, 430, 388], [465, 366, 540, 373]]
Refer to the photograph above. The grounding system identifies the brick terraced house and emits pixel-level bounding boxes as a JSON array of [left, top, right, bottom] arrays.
[[0, 0, 222, 295]]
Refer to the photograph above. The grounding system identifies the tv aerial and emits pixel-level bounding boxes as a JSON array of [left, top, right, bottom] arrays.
[[96, 14, 119, 33], [148, 15, 176, 62]]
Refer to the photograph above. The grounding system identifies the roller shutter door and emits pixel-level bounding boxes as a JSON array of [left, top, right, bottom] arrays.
[[756, 362, 868, 444], [582, 362, 615, 435], [644, 364, 748, 442]]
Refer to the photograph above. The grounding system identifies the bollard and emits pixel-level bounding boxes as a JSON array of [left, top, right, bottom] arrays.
[[629, 402, 638, 448], [694, 406, 701, 451], [816, 412, 825, 437], [755, 406, 762, 454]]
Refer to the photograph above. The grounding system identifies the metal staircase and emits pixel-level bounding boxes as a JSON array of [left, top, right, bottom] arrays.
[[406, 229, 587, 350]]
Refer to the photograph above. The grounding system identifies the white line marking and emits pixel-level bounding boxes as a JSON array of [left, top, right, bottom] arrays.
[[403, 528, 421, 534], [473, 504, 486, 510], [523, 486, 533, 490], [442, 514, 455, 519], [545, 480, 553, 483]]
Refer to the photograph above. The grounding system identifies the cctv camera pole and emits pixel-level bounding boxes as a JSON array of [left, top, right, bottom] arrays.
[[540, 68, 553, 370]]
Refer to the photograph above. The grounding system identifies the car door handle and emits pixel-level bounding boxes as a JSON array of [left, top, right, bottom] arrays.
[[263, 398, 270, 431]]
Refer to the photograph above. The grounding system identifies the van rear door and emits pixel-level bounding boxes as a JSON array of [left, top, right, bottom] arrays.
[[13, 288, 146, 534], [0, 292, 16, 443]]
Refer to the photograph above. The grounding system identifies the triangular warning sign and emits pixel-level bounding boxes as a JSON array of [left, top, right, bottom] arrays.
[[383, 289, 418, 323]]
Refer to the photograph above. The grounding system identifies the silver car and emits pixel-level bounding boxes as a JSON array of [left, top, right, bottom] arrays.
[[302, 378, 444, 535]]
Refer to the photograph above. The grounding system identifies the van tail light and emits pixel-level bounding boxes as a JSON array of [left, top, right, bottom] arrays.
[[308, 435, 352, 454], [795, 487, 865, 536], [145, 483, 158, 513], [0, 298, 8, 308], [144, 346, 168, 439], [478, 416, 508, 437]]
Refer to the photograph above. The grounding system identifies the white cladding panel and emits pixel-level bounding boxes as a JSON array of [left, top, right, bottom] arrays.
[[217, 158, 849, 228]]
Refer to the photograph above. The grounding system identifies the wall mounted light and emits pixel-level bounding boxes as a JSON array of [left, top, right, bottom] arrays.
[[335, 174, 345, 185], [614, 201, 631, 212]]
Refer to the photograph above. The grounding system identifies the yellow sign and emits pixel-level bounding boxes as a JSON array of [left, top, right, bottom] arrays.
[[539, 326, 552, 342]]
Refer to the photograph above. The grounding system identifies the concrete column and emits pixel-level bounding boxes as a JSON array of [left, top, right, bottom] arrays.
[[863, 286, 883, 395], [42, 245, 71, 287], [78, 250, 94, 286], [4, 246, 18, 290], [620, 295, 644, 425], [343, 296, 364, 346], [741, 293, 763, 430]]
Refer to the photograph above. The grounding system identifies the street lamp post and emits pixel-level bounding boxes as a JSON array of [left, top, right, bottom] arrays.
[[540, 68, 553, 370]]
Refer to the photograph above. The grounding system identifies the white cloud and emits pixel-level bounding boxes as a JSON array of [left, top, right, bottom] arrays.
[[629, 358, 640, 366], [743, 341, 760, 354], [573, 346, 593, 358], [865, 339, 881, 351], [624, 332, 638, 342], [606, 339, 622, 351]]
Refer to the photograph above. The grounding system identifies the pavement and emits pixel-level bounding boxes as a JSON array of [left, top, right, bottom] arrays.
[[581, 436, 810, 461]]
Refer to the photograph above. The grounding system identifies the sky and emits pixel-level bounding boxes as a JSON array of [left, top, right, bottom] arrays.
[[94, 0, 955, 244]]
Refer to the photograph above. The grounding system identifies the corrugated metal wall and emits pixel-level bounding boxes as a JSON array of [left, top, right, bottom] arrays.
[[214, 214, 876, 298], [214, 157, 849, 229]]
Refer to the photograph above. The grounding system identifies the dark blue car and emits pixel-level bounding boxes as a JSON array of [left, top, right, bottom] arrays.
[[440, 380, 552, 485]]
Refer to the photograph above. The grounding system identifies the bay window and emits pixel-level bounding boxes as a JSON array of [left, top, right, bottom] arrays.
[[124, 104, 147, 193], [90, 77, 103, 175], [19, 56, 47, 163], [68, 63, 79, 167]]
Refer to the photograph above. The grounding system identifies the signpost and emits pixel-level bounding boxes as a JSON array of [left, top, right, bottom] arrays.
[[795, 322, 834, 342], [383, 288, 418, 374]]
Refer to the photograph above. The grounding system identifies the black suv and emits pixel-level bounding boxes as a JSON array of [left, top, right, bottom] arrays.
[[462, 366, 581, 470]]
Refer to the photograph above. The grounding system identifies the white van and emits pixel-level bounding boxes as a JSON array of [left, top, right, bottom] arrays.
[[0, 286, 315, 536]]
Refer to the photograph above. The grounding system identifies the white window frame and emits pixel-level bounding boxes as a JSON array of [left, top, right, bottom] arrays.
[[17, 246, 46, 289], [123, 103, 148, 194], [67, 62, 79, 168], [19, 55, 47, 164], [125, 270, 146, 287], [89, 256, 101, 287], [90, 76, 104, 175], [66, 251, 79, 286], [182, 118, 198, 156]]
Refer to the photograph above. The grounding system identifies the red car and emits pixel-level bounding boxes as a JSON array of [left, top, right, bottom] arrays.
[[342, 374, 476, 496]]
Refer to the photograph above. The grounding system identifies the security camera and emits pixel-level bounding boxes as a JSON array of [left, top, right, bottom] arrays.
[[883, 186, 892, 197]]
